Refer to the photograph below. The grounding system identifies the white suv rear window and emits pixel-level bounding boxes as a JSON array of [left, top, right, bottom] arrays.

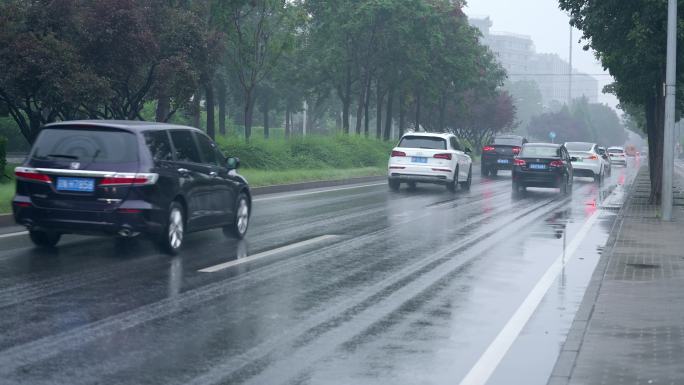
[[399, 136, 446, 150]]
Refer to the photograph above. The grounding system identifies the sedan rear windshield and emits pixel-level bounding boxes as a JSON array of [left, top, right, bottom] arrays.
[[493, 137, 522, 146], [607, 148, 624, 154], [398, 136, 446, 150], [565, 142, 594, 152], [520, 146, 560, 158], [31, 128, 139, 164]]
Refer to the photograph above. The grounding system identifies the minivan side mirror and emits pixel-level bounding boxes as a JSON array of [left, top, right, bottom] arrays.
[[226, 157, 240, 170]]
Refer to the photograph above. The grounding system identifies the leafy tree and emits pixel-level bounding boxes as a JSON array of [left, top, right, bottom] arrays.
[[559, 0, 684, 202], [505, 80, 543, 134], [528, 106, 592, 143]]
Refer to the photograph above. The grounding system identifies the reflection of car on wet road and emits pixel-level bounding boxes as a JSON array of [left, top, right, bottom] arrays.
[[565, 142, 606, 183], [511, 143, 573, 195], [481, 134, 528, 177], [607, 146, 627, 166], [12, 120, 251, 254], [388, 132, 472, 192]]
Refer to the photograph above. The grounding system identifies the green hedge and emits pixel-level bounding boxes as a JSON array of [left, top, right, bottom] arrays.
[[215, 135, 395, 170]]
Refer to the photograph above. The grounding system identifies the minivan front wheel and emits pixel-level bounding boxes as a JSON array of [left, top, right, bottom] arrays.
[[224, 193, 250, 239], [159, 202, 185, 255], [29, 230, 61, 248]]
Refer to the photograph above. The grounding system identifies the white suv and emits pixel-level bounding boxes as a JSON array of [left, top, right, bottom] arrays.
[[565, 142, 607, 183], [388, 132, 472, 192]]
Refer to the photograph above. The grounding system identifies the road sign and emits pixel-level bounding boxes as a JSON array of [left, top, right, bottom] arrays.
[[549, 131, 556, 140]]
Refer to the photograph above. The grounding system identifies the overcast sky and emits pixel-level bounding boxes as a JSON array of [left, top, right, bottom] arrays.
[[465, 0, 619, 109]]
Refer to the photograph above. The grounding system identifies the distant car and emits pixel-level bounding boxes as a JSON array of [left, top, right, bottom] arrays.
[[597, 146, 612, 176], [607, 146, 627, 166], [565, 142, 606, 183], [388, 132, 472, 192], [511, 143, 573, 195], [13, 120, 251, 254], [481, 134, 528, 177], [625, 144, 637, 157]]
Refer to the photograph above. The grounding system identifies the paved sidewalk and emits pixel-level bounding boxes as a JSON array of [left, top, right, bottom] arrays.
[[549, 166, 684, 385]]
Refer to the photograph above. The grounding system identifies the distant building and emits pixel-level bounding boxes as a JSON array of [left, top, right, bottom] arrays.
[[469, 16, 598, 107]]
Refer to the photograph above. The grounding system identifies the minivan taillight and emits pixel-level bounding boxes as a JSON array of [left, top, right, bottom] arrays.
[[99, 173, 158, 187], [434, 153, 452, 160], [391, 150, 406, 157], [15, 167, 51, 183], [483, 146, 496, 152]]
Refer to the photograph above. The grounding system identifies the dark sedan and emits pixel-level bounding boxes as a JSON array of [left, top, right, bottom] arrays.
[[481, 135, 528, 177], [512, 143, 573, 195]]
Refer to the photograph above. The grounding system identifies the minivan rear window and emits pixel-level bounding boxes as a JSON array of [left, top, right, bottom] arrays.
[[493, 137, 522, 146], [31, 128, 138, 163], [398, 136, 446, 150]]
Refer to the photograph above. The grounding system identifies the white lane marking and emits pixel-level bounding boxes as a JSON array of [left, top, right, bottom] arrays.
[[458, 208, 603, 385], [253, 182, 386, 202], [198, 235, 340, 273], [0, 231, 28, 239]]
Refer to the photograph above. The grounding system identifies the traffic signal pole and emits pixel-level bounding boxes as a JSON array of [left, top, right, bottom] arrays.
[[662, 0, 677, 221]]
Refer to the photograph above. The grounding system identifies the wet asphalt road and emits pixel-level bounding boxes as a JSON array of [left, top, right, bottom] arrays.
[[0, 161, 640, 385]]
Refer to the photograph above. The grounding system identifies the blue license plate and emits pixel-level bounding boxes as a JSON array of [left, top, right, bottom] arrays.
[[411, 157, 428, 164], [56, 177, 95, 192], [529, 163, 547, 170], [497, 159, 509, 164]]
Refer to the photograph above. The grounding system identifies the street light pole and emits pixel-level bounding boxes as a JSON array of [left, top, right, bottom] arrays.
[[568, 24, 573, 104], [662, 0, 677, 221]]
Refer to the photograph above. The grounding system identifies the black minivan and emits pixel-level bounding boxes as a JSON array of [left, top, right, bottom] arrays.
[[12, 120, 251, 254]]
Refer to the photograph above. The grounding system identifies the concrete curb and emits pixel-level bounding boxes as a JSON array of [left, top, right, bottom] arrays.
[[546, 167, 644, 385], [0, 175, 386, 228]]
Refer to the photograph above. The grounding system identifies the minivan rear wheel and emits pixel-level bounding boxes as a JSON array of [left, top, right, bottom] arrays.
[[159, 202, 184, 255], [224, 193, 250, 239], [29, 230, 61, 248]]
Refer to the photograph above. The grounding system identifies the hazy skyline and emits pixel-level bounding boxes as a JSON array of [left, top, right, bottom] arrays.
[[465, 0, 619, 109]]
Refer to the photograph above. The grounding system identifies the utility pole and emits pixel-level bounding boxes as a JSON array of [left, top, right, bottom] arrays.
[[568, 24, 573, 105], [662, 0, 677, 221]]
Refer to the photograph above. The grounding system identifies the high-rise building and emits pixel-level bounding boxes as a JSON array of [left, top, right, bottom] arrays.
[[469, 16, 598, 107]]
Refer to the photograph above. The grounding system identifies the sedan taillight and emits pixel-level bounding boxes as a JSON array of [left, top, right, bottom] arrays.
[[483, 146, 496, 152], [512, 146, 521, 154], [15, 167, 51, 183], [549, 160, 564, 167], [514, 159, 526, 166]]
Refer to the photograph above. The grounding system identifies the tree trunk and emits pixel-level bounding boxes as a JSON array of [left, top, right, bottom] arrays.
[[342, 97, 350, 134], [285, 104, 291, 139], [192, 90, 201, 129], [355, 85, 364, 135], [384, 86, 394, 141], [376, 82, 383, 139], [263, 93, 269, 139], [244, 90, 254, 141], [205, 82, 215, 140], [156, 95, 170, 122], [438, 94, 446, 132], [415, 91, 421, 131], [364, 77, 371, 137], [399, 92, 406, 137], [342, 66, 352, 134], [218, 79, 227, 135], [646, 88, 665, 204]]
